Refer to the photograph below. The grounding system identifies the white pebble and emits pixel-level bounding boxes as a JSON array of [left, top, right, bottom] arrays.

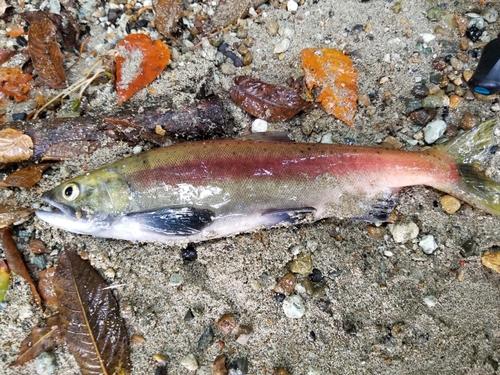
[[424, 120, 447, 144], [391, 222, 419, 243], [283, 294, 306, 318], [384, 250, 394, 257], [169, 273, 183, 286], [491, 102, 500, 112], [132, 145, 143, 154], [251, 119, 268, 132], [419, 235, 438, 255], [423, 295, 438, 307], [320, 133, 334, 144], [274, 38, 290, 54], [287, 0, 298, 12], [420, 33, 436, 43], [482, 8, 498, 23], [180, 354, 199, 371]]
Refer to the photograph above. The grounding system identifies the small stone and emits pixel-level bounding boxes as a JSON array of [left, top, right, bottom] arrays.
[[30, 255, 47, 270], [274, 38, 290, 54], [198, 326, 214, 349], [481, 251, 500, 273], [290, 252, 313, 275], [217, 313, 237, 334], [466, 13, 485, 29], [181, 245, 198, 261], [419, 235, 438, 255], [390, 1, 402, 14], [35, 352, 57, 375], [212, 355, 227, 375], [482, 8, 498, 23], [390, 222, 419, 243], [366, 225, 386, 239], [153, 353, 169, 364], [429, 73, 443, 85], [440, 195, 461, 214], [283, 294, 306, 318], [12, 112, 27, 121], [448, 94, 462, 109], [423, 295, 438, 307], [358, 93, 371, 107], [461, 238, 478, 257], [424, 119, 447, 144], [228, 358, 249, 375], [274, 293, 286, 302], [275, 368, 290, 375], [459, 37, 469, 51], [404, 98, 423, 114], [287, 0, 298, 12], [426, 7, 444, 21], [274, 273, 296, 295], [381, 136, 402, 149], [411, 84, 429, 98], [384, 250, 394, 257], [220, 62, 236, 75], [235, 325, 253, 345], [279, 26, 295, 39], [132, 145, 142, 154], [266, 20, 279, 36], [131, 334, 146, 344], [466, 25, 482, 42], [243, 37, 254, 47], [421, 33, 436, 43], [309, 268, 324, 283], [307, 367, 321, 375], [236, 26, 248, 39], [242, 52, 253, 66], [454, 14, 468, 37], [104, 268, 115, 279], [29, 240, 46, 254], [181, 354, 199, 371], [409, 109, 437, 125], [251, 119, 268, 132]]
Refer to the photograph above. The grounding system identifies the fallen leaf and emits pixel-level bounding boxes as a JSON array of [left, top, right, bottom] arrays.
[[482, 251, 500, 273], [154, 0, 182, 38], [2, 227, 43, 309], [0, 128, 33, 163], [0, 260, 10, 303], [9, 317, 61, 366], [6, 27, 26, 37], [301, 48, 359, 127], [0, 205, 34, 228], [0, 49, 19, 65], [38, 266, 58, 307], [0, 67, 33, 102], [0, 162, 54, 188], [230, 76, 313, 121], [55, 248, 130, 374], [42, 141, 99, 161], [28, 17, 67, 89], [116, 34, 170, 105]]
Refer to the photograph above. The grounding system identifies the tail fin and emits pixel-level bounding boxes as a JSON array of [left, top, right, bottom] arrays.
[[433, 118, 500, 215]]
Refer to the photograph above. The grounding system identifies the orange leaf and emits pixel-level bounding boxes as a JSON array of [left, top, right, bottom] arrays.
[[6, 27, 26, 37], [0, 67, 33, 102], [115, 34, 170, 105], [301, 48, 358, 127], [0, 162, 54, 188]]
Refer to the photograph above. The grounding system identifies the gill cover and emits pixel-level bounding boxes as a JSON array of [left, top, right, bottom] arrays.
[[41, 168, 131, 221]]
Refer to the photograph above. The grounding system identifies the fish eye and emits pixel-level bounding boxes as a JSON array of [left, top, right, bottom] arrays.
[[62, 183, 79, 201]]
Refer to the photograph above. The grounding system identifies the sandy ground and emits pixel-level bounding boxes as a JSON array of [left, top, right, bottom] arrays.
[[2, 0, 500, 374]]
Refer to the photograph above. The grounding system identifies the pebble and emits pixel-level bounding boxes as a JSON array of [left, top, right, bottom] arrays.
[[131, 334, 146, 344], [212, 355, 227, 375], [153, 353, 169, 364], [266, 20, 279, 36], [461, 238, 478, 257], [132, 145, 143, 154], [180, 354, 199, 371], [274, 38, 290, 54], [283, 294, 306, 318], [30, 255, 47, 270], [409, 109, 437, 125], [36, 352, 57, 375], [169, 273, 183, 286], [235, 325, 253, 345], [404, 98, 422, 114], [466, 25, 482, 42], [307, 367, 322, 375], [242, 52, 253, 66], [309, 268, 324, 283], [440, 195, 461, 214], [454, 14, 468, 37], [482, 8, 499, 23], [390, 222, 419, 243], [290, 252, 313, 274], [466, 13, 485, 30], [251, 119, 268, 132], [104, 268, 115, 279], [366, 225, 386, 239], [287, 0, 298, 12], [228, 358, 249, 375], [29, 239, 46, 254], [424, 119, 447, 144], [198, 326, 214, 349], [426, 7, 444, 21], [411, 84, 429, 98], [459, 112, 476, 130], [420, 33, 436, 43], [419, 235, 438, 255], [279, 26, 295, 39], [220, 62, 236, 75], [423, 295, 438, 307], [217, 313, 237, 334], [274, 293, 286, 302], [274, 273, 296, 295], [181, 245, 197, 261], [481, 251, 500, 273]]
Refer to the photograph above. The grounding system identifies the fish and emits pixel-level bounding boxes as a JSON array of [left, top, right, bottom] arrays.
[[36, 119, 500, 244]]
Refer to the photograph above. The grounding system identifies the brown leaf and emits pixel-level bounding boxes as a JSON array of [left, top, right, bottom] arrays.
[[42, 141, 100, 161], [230, 76, 313, 122], [2, 227, 43, 309], [0, 205, 34, 228], [0, 66, 33, 102], [55, 248, 130, 374], [301, 48, 359, 127], [0, 162, 54, 188], [28, 18, 67, 89], [0, 128, 33, 163], [0, 49, 19, 65], [9, 317, 61, 366], [38, 266, 58, 307], [154, 0, 182, 38]]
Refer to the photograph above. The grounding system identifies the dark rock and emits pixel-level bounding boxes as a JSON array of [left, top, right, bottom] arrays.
[[197, 326, 214, 349], [181, 245, 197, 261], [309, 268, 324, 283], [411, 84, 429, 98], [466, 25, 483, 42], [12, 112, 27, 121], [461, 238, 478, 257], [274, 293, 286, 302], [404, 98, 423, 114]]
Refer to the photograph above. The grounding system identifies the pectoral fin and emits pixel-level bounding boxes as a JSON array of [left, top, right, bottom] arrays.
[[126, 207, 214, 235], [352, 194, 398, 222], [261, 207, 316, 226]]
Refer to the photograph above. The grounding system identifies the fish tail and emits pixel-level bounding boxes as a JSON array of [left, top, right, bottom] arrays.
[[433, 118, 500, 215]]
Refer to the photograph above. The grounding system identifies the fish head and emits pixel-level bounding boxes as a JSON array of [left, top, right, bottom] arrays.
[[36, 168, 131, 234]]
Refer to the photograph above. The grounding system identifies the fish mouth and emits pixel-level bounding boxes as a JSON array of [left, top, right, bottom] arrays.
[[39, 191, 78, 219]]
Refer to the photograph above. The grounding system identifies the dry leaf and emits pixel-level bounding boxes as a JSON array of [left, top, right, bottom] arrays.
[[0, 67, 33, 102], [38, 266, 58, 307], [482, 251, 500, 273], [0, 49, 19, 65], [0, 162, 54, 188], [0, 260, 10, 303], [301, 48, 359, 127], [154, 0, 182, 38], [2, 227, 43, 309], [42, 141, 99, 161], [0, 128, 33, 163], [6, 27, 26, 37], [0, 204, 34, 228], [116, 34, 170, 105], [55, 248, 130, 374], [9, 317, 61, 366], [230, 76, 313, 121], [28, 18, 67, 89]]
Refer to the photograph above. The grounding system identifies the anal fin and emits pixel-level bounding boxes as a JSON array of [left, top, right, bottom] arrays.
[[352, 194, 398, 222], [126, 207, 214, 235], [262, 207, 316, 227]]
